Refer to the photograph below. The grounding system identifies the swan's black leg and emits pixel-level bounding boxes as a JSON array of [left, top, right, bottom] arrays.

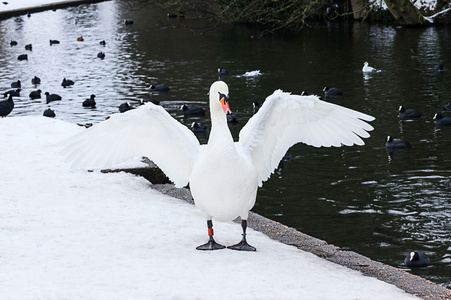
[[196, 220, 226, 250], [228, 219, 256, 251]]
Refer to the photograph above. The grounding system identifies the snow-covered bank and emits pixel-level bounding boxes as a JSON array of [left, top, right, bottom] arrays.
[[0, 116, 423, 299], [0, 0, 103, 14]]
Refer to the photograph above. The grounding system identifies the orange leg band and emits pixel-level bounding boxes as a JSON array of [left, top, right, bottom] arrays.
[[208, 228, 214, 236]]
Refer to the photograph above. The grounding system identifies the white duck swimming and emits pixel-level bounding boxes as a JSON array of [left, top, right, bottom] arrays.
[[62, 81, 374, 251], [362, 61, 381, 73]]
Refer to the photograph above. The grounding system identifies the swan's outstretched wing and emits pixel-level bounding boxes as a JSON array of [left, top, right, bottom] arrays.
[[238, 90, 375, 187], [61, 103, 200, 187]]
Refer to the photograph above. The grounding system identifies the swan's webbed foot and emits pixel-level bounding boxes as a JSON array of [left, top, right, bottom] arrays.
[[197, 220, 225, 250], [228, 237, 256, 251], [196, 236, 226, 251], [228, 219, 256, 251]]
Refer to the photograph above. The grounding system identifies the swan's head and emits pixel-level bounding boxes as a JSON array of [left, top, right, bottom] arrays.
[[209, 81, 231, 115], [364, 62, 368, 66]]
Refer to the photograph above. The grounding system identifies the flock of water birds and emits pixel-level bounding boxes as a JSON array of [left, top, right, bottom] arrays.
[[361, 61, 450, 154], [0, 18, 139, 119]]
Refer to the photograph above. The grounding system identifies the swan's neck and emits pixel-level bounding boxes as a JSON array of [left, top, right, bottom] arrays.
[[209, 110, 233, 145]]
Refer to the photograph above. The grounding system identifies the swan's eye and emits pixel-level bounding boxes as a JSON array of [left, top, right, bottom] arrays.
[[218, 92, 228, 103]]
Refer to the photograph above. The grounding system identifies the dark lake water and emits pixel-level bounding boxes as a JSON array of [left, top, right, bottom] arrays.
[[1, 0, 450, 289]]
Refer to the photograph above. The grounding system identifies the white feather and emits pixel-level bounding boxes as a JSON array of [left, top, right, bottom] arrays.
[[61, 103, 199, 187], [238, 90, 375, 186]]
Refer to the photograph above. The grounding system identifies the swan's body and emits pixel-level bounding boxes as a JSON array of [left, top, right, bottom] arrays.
[[62, 81, 374, 251]]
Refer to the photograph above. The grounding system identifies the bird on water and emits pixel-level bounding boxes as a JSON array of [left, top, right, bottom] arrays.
[[404, 251, 430, 268], [62, 81, 374, 251], [0, 94, 14, 117]]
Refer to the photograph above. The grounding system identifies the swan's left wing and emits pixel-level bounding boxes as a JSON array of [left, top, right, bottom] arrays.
[[237, 90, 375, 187], [61, 103, 200, 187]]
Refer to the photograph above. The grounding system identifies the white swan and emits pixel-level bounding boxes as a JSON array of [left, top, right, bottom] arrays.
[[62, 81, 374, 251], [362, 61, 381, 73]]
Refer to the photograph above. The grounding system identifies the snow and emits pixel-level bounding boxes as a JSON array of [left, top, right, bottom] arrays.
[[0, 116, 423, 299], [0, 0, 68, 12]]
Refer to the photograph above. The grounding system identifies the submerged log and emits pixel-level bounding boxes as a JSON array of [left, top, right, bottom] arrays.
[[384, 0, 426, 25]]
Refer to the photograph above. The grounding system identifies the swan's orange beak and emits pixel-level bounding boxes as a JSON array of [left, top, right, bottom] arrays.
[[220, 94, 231, 114]]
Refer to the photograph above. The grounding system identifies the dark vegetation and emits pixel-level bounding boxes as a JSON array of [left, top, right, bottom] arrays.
[[123, 0, 451, 36]]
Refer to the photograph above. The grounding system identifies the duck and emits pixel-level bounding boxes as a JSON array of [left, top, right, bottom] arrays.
[[243, 70, 261, 77], [29, 89, 42, 99], [191, 122, 208, 134], [61, 78, 75, 88], [61, 81, 374, 251], [140, 99, 160, 106], [181, 104, 205, 116], [45, 92, 62, 104], [434, 64, 445, 72], [362, 62, 380, 73], [43, 108, 56, 118], [323, 86, 343, 96], [97, 52, 105, 59], [150, 84, 170, 93], [0, 94, 14, 117], [301, 91, 323, 100], [398, 106, 421, 120], [77, 36, 84, 42], [10, 40, 17, 46], [99, 40, 106, 45], [82, 94, 96, 108], [404, 251, 430, 268], [226, 111, 238, 123], [119, 102, 135, 113], [442, 102, 451, 111], [125, 19, 134, 25], [4, 89, 20, 97], [253, 102, 262, 114], [49, 39, 60, 45], [18, 54, 28, 61], [218, 68, 229, 76], [167, 11, 184, 18], [433, 113, 451, 126], [385, 136, 411, 149], [31, 76, 41, 84], [25, 44, 32, 51], [11, 80, 21, 88]]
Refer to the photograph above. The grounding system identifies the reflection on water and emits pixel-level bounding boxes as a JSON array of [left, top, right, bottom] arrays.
[[1, 0, 450, 288]]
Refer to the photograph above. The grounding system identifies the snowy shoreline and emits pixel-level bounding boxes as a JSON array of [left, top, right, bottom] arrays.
[[0, 0, 107, 18]]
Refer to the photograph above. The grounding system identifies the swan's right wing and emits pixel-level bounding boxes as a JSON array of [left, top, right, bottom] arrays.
[[61, 103, 200, 187]]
